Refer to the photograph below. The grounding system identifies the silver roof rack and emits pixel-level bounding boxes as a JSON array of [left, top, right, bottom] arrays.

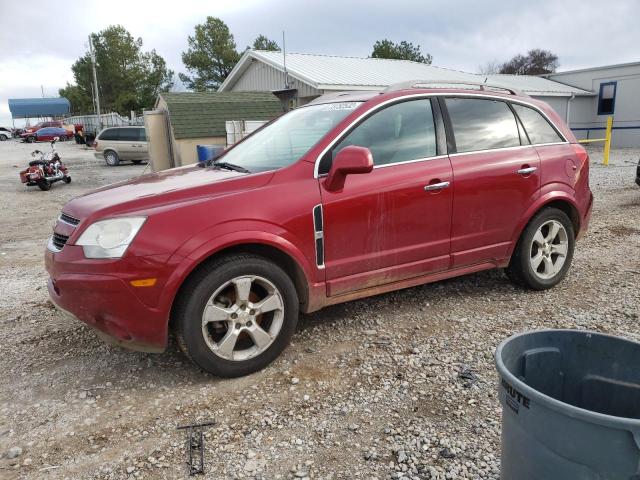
[[384, 79, 526, 97]]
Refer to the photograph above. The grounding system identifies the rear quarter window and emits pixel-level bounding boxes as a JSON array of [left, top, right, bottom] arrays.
[[445, 98, 521, 153], [512, 104, 564, 145]]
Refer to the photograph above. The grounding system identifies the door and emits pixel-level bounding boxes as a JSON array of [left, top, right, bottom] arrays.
[[119, 128, 143, 160], [443, 97, 541, 267], [319, 98, 453, 297], [137, 128, 149, 159]]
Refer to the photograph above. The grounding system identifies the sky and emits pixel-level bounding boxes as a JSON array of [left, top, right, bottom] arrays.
[[1, 0, 638, 127]]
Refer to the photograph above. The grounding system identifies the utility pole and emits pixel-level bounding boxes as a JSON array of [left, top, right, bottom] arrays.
[[88, 35, 102, 132]]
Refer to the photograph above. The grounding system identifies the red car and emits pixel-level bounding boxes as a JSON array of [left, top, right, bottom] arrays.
[[45, 84, 593, 377], [21, 127, 73, 143], [24, 120, 63, 134]]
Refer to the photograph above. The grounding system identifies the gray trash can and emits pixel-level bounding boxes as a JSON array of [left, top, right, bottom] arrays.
[[495, 329, 640, 480]]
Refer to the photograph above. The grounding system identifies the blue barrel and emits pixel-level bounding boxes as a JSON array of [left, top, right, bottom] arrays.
[[496, 329, 640, 479], [196, 145, 224, 164]]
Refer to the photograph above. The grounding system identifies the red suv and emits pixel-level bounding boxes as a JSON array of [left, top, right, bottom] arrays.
[[45, 83, 593, 377]]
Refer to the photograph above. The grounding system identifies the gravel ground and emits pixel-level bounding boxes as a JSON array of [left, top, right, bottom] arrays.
[[0, 139, 639, 480]]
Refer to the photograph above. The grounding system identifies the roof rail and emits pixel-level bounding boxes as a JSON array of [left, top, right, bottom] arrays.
[[384, 80, 527, 97]]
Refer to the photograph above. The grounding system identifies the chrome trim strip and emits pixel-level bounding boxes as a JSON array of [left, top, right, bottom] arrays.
[[313, 92, 568, 178], [312, 204, 325, 269], [47, 236, 62, 253], [447, 142, 568, 158], [58, 215, 79, 227], [373, 154, 449, 170]]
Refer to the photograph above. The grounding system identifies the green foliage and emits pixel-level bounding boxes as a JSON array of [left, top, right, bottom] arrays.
[[250, 34, 280, 51], [179, 16, 241, 91], [59, 25, 173, 115], [499, 49, 559, 75], [371, 39, 432, 64]]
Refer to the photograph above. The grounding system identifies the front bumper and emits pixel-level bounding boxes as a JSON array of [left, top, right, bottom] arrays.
[[45, 245, 173, 352]]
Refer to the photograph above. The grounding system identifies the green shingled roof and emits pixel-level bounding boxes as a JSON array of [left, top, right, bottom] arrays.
[[159, 91, 283, 140]]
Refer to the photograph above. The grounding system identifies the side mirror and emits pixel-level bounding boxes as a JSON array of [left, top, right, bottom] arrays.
[[324, 146, 373, 191]]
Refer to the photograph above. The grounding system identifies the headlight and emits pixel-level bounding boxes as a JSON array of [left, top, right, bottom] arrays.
[[76, 217, 146, 258]]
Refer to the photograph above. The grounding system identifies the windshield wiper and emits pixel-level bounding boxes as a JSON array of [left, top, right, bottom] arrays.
[[210, 161, 251, 173]]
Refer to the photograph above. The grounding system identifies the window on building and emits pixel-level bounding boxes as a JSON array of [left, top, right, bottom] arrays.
[[445, 98, 521, 153], [512, 104, 564, 145], [329, 99, 437, 169], [597, 82, 617, 115]]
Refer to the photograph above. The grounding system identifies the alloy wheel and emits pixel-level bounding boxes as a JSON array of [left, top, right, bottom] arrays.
[[201, 275, 284, 361], [529, 219, 568, 280]]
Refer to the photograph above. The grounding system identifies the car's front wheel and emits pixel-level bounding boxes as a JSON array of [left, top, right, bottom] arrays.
[[506, 207, 575, 290], [174, 254, 299, 377]]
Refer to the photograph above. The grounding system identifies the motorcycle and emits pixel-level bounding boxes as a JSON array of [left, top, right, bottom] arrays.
[[19, 137, 71, 191]]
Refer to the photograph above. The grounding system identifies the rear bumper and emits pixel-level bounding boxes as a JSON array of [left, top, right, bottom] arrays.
[[45, 246, 173, 352], [577, 192, 593, 240]]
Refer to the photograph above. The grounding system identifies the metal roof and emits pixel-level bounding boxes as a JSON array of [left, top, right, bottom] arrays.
[[543, 60, 640, 77], [220, 51, 592, 97], [157, 91, 282, 139], [8, 97, 70, 118]]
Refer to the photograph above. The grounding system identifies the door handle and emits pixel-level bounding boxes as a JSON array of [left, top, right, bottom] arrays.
[[424, 181, 450, 192], [517, 167, 537, 175]]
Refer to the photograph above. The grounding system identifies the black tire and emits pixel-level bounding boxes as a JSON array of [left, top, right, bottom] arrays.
[[0, 134, 7, 141], [63, 176, 71, 184], [58, 136, 66, 142], [174, 254, 299, 377], [506, 207, 575, 290], [37, 179, 51, 191], [104, 150, 120, 166], [132, 160, 143, 165], [26, 136, 35, 143]]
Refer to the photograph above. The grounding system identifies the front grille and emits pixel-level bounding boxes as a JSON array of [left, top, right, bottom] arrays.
[[59, 212, 80, 226], [52, 232, 69, 250]]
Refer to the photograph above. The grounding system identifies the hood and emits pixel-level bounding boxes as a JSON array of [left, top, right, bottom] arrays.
[[63, 165, 273, 220]]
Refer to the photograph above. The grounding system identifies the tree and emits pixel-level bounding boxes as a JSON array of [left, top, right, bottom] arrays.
[[499, 49, 559, 75], [250, 34, 280, 51], [371, 39, 432, 64], [180, 16, 241, 91], [59, 25, 173, 115], [477, 61, 500, 75]]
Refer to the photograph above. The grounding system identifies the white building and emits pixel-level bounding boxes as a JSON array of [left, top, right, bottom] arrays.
[[220, 51, 640, 147], [544, 62, 640, 147]]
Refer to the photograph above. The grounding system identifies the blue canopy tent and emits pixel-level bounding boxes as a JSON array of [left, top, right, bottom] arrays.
[[8, 98, 70, 120]]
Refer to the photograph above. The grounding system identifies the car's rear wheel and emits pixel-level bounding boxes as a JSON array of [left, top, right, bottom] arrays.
[[174, 254, 299, 377], [506, 207, 575, 290], [104, 150, 120, 166], [26, 136, 35, 143]]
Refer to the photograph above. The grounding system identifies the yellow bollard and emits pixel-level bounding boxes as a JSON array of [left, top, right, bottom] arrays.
[[603, 116, 613, 166]]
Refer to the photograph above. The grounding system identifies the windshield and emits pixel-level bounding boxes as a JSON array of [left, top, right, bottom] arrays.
[[215, 102, 362, 172]]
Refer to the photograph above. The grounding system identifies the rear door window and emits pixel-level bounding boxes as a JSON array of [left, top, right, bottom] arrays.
[[120, 128, 139, 141], [445, 98, 521, 153], [330, 99, 437, 168], [512, 104, 564, 145], [137, 129, 147, 142]]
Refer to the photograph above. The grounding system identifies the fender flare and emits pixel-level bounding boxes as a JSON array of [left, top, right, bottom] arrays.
[[506, 188, 580, 258], [159, 229, 317, 315]]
